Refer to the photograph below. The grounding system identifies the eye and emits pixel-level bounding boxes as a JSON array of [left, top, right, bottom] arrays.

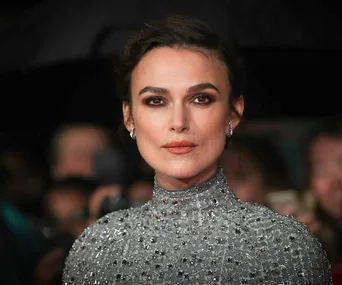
[[193, 94, 212, 104], [146, 97, 165, 106]]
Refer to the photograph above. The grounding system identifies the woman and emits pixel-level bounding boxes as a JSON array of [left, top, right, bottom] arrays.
[[63, 15, 331, 284]]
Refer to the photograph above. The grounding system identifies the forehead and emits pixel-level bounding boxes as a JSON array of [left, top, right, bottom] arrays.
[[311, 136, 342, 160], [58, 127, 108, 149], [131, 47, 229, 90]]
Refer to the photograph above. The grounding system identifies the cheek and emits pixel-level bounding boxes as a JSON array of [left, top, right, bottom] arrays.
[[312, 177, 331, 199], [135, 115, 163, 148], [198, 105, 227, 126], [133, 106, 164, 135], [194, 107, 227, 142], [133, 110, 166, 165]]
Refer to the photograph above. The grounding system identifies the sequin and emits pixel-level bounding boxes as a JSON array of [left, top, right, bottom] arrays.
[[63, 168, 332, 284]]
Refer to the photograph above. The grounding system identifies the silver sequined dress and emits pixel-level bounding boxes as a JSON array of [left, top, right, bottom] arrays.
[[63, 169, 332, 284]]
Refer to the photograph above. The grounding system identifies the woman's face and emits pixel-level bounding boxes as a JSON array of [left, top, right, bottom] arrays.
[[124, 47, 243, 189]]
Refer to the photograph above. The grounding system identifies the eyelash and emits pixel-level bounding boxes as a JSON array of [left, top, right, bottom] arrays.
[[144, 94, 213, 106]]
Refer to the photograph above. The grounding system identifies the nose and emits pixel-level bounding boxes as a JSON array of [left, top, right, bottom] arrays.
[[169, 103, 189, 133]]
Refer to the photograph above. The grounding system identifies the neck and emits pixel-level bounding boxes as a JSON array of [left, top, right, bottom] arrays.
[[155, 164, 218, 190]]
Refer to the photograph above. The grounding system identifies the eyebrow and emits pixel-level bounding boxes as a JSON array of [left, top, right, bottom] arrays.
[[138, 82, 219, 96], [139, 86, 168, 95], [187, 83, 219, 93]]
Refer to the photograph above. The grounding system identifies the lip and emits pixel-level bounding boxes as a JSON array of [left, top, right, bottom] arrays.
[[163, 141, 196, 148], [162, 141, 197, 155]]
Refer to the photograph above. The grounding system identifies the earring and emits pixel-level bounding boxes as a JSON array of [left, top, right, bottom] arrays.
[[129, 126, 136, 139], [227, 122, 233, 137]]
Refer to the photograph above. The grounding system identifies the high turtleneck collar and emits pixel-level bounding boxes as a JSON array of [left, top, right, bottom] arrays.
[[150, 167, 237, 212]]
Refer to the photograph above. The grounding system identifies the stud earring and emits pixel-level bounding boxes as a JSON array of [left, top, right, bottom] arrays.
[[130, 126, 136, 139]]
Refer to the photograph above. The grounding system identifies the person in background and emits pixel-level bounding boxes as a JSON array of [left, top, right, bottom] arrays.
[[0, 148, 45, 220], [0, 165, 28, 285], [88, 184, 126, 223], [43, 177, 96, 239], [37, 177, 96, 285], [49, 123, 111, 180], [220, 133, 292, 206], [0, 152, 43, 284], [127, 173, 154, 207], [282, 118, 342, 266], [88, 148, 129, 223]]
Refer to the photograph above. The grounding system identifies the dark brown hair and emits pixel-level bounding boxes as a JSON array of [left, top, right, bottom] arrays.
[[115, 14, 245, 117]]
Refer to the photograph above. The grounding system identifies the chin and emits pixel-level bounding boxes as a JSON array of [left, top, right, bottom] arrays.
[[157, 160, 216, 180], [165, 168, 199, 179]]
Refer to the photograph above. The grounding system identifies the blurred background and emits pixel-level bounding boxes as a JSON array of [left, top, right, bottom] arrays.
[[0, 0, 341, 284]]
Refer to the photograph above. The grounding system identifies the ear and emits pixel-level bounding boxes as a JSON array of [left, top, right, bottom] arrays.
[[122, 102, 133, 131], [226, 95, 244, 133]]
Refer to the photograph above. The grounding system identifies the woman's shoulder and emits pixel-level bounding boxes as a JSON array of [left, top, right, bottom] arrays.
[[238, 201, 332, 280], [78, 206, 142, 240], [240, 200, 323, 244], [62, 206, 143, 283]]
